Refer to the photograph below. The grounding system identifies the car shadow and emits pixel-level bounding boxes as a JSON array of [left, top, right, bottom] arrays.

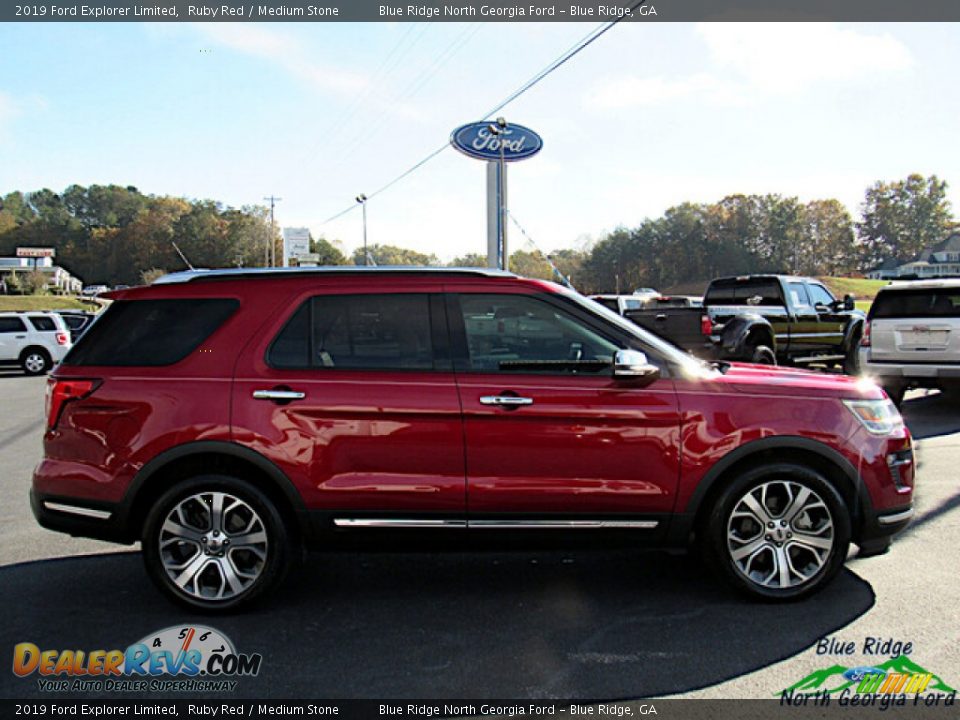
[[902, 390, 960, 440], [0, 548, 874, 700]]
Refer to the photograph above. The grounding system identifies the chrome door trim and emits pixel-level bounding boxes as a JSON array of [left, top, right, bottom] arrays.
[[333, 518, 467, 528], [332, 518, 659, 530], [469, 519, 659, 529]]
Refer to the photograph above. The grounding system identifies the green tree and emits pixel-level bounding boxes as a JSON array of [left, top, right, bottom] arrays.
[[353, 244, 438, 266], [508, 249, 553, 280], [857, 174, 954, 268], [449, 253, 487, 267], [309, 235, 348, 265]]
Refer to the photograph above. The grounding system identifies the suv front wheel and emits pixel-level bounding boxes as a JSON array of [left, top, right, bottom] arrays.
[[142, 475, 293, 611], [704, 463, 851, 600]]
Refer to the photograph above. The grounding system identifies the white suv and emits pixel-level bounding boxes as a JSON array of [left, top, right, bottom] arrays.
[[859, 279, 960, 405], [0, 312, 73, 375]]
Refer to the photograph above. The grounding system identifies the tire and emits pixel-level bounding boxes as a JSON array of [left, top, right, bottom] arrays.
[[843, 328, 862, 376], [702, 463, 851, 601], [20, 348, 51, 375], [747, 344, 777, 365], [142, 474, 293, 611]]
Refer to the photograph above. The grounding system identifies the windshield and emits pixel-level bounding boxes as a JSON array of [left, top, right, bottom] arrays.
[[558, 285, 706, 375]]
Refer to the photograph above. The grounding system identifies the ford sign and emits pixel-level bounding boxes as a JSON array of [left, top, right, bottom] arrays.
[[450, 121, 543, 162]]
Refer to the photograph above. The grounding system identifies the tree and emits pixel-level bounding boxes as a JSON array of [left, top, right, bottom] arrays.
[[803, 200, 858, 276], [449, 253, 487, 267], [857, 174, 954, 268], [352, 244, 438, 266], [309, 235, 348, 266], [508, 249, 553, 280]]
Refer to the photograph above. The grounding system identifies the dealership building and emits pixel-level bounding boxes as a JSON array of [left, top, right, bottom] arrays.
[[0, 255, 84, 294]]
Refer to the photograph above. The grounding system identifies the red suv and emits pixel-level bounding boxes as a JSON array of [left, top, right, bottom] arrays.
[[31, 268, 914, 609]]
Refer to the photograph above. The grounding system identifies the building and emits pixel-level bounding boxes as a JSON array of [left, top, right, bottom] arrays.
[[867, 233, 960, 279], [0, 256, 84, 294]]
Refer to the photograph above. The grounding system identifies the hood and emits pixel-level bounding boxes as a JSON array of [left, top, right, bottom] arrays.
[[705, 362, 885, 400]]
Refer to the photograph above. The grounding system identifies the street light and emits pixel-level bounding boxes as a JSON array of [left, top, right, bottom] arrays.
[[487, 117, 508, 270], [355, 194, 368, 266]]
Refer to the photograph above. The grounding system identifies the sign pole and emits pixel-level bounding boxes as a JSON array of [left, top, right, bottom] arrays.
[[486, 162, 499, 269]]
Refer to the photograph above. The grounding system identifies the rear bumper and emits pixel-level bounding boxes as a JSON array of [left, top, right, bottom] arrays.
[[860, 351, 960, 385], [30, 489, 132, 544]]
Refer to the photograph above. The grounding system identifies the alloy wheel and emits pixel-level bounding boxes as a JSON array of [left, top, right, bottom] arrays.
[[726, 480, 835, 590], [24, 353, 47, 373], [158, 491, 269, 601]]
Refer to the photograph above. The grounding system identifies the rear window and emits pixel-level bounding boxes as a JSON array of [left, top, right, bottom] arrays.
[[64, 299, 238, 366], [0, 317, 27, 333], [28, 316, 56, 332], [705, 280, 783, 306], [871, 289, 960, 319]]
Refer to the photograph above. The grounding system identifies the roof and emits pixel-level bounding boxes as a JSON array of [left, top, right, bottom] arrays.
[[152, 266, 516, 285], [884, 278, 960, 290]]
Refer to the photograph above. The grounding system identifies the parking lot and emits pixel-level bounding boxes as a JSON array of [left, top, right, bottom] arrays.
[[1, 371, 958, 700]]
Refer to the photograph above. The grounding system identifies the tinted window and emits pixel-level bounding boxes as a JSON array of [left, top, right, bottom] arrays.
[[457, 294, 618, 373], [268, 294, 434, 370], [592, 298, 619, 312], [28, 316, 56, 332], [61, 315, 88, 330], [872, 289, 960, 319], [705, 280, 783, 306], [807, 284, 835, 307], [0, 317, 26, 333], [65, 299, 238, 366]]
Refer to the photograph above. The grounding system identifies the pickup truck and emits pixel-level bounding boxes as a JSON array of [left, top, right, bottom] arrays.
[[624, 275, 866, 371]]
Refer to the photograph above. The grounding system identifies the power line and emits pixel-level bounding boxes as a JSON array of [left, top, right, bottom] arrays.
[[319, 2, 645, 227]]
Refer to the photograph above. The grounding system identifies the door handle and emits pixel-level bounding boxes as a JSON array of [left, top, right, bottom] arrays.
[[479, 395, 534, 407], [252, 389, 306, 401]]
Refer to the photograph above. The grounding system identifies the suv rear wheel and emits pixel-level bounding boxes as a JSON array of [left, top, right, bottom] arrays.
[[142, 475, 293, 611], [704, 463, 850, 600], [20, 348, 51, 375]]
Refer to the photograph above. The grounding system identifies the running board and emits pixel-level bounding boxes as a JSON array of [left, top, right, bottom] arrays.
[[333, 518, 658, 530]]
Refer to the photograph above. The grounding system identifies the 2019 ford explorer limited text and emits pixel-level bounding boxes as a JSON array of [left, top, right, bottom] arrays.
[[31, 268, 915, 610]]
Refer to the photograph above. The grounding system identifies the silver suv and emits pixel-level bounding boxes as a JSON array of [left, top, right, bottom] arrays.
[[859, 279, 960, 405]]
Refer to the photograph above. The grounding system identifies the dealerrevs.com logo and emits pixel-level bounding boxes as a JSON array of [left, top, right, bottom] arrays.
[[12, 625, 261, 693]]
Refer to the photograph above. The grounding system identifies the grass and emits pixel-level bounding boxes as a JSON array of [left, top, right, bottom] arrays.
[[0, 296, 100, 312], [818, 276, 890, 301]]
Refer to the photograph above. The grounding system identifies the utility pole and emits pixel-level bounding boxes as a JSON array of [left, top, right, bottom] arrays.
[[356, 194, 368, 266], [263, 195, 282, 267]]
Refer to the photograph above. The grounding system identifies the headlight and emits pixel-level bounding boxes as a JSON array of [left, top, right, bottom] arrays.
[[843, 399, 903, 435]]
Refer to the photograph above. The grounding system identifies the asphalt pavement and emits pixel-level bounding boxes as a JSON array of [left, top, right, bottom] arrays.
[[0, 371, 957, 699]]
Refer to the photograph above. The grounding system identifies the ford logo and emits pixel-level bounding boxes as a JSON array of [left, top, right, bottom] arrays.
[[843, 666, 886, 682], [450, 121, 543, 162]]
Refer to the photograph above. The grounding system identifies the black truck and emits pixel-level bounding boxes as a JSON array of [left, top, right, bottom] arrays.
[[624, 275, 866, 371]]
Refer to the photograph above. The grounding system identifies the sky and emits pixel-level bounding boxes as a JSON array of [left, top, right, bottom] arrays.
[[1, 21, 958, 262]]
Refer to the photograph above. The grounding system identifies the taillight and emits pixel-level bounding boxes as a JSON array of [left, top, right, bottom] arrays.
[[46, 378, 99, 430], [861, 321, 872, 348], [55, 332, 69, 346], [700, 314, 714, 336]]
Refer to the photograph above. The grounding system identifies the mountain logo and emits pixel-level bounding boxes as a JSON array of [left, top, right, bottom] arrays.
[[780, 655, 956, 696]]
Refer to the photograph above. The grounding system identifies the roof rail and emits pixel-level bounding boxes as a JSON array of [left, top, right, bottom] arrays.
[[152, 266, 516, 285]]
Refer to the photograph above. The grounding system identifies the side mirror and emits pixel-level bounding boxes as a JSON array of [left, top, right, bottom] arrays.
[[614, 349, 660, 381], [844, 294, 856, 311]]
